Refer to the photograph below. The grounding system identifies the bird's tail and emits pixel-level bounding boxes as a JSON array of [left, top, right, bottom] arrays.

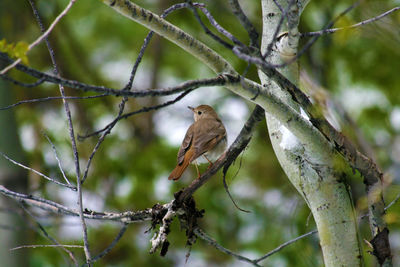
[[168, 149, 194, 181]]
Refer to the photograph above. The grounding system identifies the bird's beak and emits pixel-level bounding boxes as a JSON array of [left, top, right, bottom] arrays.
[[188, 106, 195, 112]]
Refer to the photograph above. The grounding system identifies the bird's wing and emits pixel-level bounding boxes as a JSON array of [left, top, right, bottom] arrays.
[[177, 123, 194, 165], [193, 118, 226, 158]]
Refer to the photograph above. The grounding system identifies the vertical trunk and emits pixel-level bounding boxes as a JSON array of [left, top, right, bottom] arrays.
[[258, 1, 363, 266]]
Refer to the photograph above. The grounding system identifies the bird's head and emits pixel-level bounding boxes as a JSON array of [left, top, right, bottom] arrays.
[[188, 105, 219, 121]]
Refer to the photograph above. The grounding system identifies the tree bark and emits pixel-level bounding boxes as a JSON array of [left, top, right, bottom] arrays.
[[258, 1, 362, 266]]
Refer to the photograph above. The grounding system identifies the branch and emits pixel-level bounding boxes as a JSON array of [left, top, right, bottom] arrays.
[[0, 185, 154, 223], [42, 132, 73, 186], [89, 224, 128, 263], [1, 183, 318, 266], [0, 94, 108, 111], [254, 230, 317, 263], [194, 227, 262, 267], [195, 227, 317, 266], [228, 0, 259, 47], [0, 56, 236, 97], [195, 5, 246, 48], [302, 6, 400, 37], [10, 244, 83, 251], [0, 152, 76, 190], [1, 75, 45, 88], [28, 0, 91, 263], [186, 3, 234, 50]]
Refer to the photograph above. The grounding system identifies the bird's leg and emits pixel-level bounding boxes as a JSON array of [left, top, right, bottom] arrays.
[[194, 162, 201, 179], [203, 155, 213, 169]]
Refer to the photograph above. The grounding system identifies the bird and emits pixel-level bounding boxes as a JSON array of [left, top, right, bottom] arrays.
[[168, 105, 227, 181]]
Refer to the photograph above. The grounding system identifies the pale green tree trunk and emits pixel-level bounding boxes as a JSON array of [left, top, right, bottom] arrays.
[[258, 1, 362, 266]]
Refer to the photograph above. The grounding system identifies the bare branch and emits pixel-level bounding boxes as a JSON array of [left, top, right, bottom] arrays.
[[0, 94, 108, 111], [1, 75, 45, 88], [0, 152, 76, 190], [228, 0, 259, 47], [186, 3, 234, 49], [194, 227, 262, 267], [196, 5, 246, 48], [254, 230, 317, 263], [28, 0, 90, 262], [0, 56, 237, 98], [42, 132, 72, 186], [302, 6, 400, 37], [89, 224, 128, 263], [385, 192, 400, 211], [0, 185, 154, 223], [10, 244, 83, 251]]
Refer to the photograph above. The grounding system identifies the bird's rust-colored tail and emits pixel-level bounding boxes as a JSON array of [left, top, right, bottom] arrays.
[[168, 149, 194, 180]]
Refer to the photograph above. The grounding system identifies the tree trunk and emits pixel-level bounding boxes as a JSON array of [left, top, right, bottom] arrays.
[[258, 1, 362, 266]]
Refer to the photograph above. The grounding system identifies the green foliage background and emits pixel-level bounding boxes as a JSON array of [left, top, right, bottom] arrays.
[[0, 0, 399, 266]]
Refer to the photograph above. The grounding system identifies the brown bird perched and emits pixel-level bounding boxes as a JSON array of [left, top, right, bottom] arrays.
[[168, 105, 227, 181]]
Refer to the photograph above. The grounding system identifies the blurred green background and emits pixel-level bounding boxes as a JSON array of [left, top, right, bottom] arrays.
[[0, 0, 399, 266]]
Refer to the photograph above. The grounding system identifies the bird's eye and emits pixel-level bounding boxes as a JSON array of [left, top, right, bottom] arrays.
[[197, 111, 202, 115]]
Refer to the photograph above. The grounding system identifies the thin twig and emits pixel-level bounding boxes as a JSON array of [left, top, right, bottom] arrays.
[[0, 151, 76, 190], [20, 203, 78, 266], [89, 224, 128, 263], [0, 94, 108, 111], [10, 244, 83, 251], [194, 227, 262, 267], [228, 0, 259, 47], [0, 0, 77, 74], [28, 0, 91, 263], [302, 6, 400, 37], [254, 230, 317, 263], [196, 6, 246, 48], [1, 75, 46, 88], [186, 2, 234, 49], [385, 192, 400, 211], [42, 131, 72, 186]]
